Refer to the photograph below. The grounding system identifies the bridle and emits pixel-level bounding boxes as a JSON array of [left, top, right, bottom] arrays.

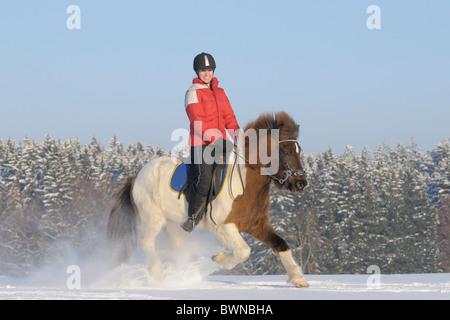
[[231, 139, 306, 188], [270, 139, 306, 185]]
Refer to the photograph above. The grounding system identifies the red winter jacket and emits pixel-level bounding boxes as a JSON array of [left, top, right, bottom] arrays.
[[185, 77, 240, 146]]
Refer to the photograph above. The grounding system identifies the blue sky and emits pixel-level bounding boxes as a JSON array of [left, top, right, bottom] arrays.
[[1, 0, 449, 155]]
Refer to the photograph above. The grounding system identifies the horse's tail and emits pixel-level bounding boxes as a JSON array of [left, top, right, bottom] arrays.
[[107, 176, 138, 265]]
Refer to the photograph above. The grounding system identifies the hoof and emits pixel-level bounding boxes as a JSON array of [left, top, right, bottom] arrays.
[[212, 251, 227, 263], [294, 279, 309, 288]]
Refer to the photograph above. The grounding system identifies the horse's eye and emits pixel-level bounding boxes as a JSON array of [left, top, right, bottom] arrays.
[[281, 149, 290, 156]]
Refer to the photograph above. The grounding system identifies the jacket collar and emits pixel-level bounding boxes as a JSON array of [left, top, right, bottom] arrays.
[[193, 77, 219, 88]]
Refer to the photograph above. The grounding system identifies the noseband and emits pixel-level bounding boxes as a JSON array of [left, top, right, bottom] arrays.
[[271, 139, 306, 185]]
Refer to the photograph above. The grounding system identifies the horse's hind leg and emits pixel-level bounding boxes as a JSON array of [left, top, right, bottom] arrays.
[[164, 221, 189, 262], [212, 223, 251, 270], [139, 208, 165, 277]]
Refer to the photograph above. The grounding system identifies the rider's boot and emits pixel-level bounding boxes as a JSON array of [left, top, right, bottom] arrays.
[[181, 192, 207, 233]]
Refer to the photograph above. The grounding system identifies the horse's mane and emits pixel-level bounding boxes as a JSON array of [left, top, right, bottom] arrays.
[[244, 111, 299, 140]]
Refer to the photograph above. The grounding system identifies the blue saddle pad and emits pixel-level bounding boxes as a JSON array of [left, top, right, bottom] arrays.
[[170, 162, 229, 195], [169, 162, 191, 193]]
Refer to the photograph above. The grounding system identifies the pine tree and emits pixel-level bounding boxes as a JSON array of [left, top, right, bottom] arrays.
[[312, 147, 342, 273], [107, 134, 126, 181], [437, 195, 450, 272], [17, 138, 44, 206], [80, 136, 105, 184], [395, 144, 438, 273], [291, 152, 323, 274], [429, 138, 450, 201], [1, 139, 21, 212]]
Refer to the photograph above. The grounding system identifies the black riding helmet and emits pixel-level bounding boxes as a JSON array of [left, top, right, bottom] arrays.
[[193, 52, 216, 71]]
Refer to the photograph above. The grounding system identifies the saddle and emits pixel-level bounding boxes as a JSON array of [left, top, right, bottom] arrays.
[[170, 157, 229, 224], [170, 161, 228, 200]]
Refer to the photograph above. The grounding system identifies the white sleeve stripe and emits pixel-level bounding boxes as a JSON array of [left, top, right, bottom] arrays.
[[184, 83, 207, 108], [185, 90, 198, 108]]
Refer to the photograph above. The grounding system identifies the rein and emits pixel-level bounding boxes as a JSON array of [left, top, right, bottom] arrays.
[[229, 145, 246, 201]]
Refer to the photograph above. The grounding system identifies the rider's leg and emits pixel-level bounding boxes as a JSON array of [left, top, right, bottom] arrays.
[[181, 146, 214, 233]]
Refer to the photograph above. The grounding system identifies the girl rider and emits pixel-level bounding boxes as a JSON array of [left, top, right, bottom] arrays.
[[181, 52, 240, 232]]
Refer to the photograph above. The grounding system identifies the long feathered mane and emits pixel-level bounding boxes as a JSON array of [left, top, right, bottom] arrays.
[[244, 111, 299, 141]]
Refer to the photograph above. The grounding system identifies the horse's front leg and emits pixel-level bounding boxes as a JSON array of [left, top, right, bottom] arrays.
[[212, 223, 251, 270], [278, 249, 309, 288], [250, 223, 309, 288]]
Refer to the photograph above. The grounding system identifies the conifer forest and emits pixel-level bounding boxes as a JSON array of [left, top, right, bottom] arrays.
[[1, 135, 449, 276]]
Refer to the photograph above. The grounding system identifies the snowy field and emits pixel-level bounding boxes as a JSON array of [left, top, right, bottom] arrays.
[[1, 266, 449, 300], [1, 229, 449, 300]]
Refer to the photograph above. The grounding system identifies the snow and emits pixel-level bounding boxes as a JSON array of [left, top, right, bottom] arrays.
[[1, 267, 449, 300], [0, 227, 449, 300]]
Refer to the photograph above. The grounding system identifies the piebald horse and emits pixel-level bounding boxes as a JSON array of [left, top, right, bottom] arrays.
[[107, 112, 309, 287]]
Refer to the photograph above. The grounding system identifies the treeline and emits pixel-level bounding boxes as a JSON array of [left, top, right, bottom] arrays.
[[1, 135, 449, 276]]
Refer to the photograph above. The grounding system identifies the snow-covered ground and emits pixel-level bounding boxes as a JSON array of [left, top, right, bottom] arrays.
[[1, 229, 449, 300], [1, 265, 449, 300]]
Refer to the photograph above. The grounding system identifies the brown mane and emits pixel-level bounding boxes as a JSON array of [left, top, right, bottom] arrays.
[[244, 111, 299, 141]]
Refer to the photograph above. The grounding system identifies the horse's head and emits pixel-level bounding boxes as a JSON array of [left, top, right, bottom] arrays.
[[275, 137, 308, 193], [243, 111, 308, 193]]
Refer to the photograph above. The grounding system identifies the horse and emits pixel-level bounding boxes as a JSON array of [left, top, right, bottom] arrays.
[[107, 111, 309, 287]]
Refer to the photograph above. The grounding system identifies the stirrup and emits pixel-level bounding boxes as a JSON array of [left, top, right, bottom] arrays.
[[181, 216, 196, 233]]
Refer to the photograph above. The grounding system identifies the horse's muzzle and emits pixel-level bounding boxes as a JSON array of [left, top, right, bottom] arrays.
[[295, 178, 308, 193]]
